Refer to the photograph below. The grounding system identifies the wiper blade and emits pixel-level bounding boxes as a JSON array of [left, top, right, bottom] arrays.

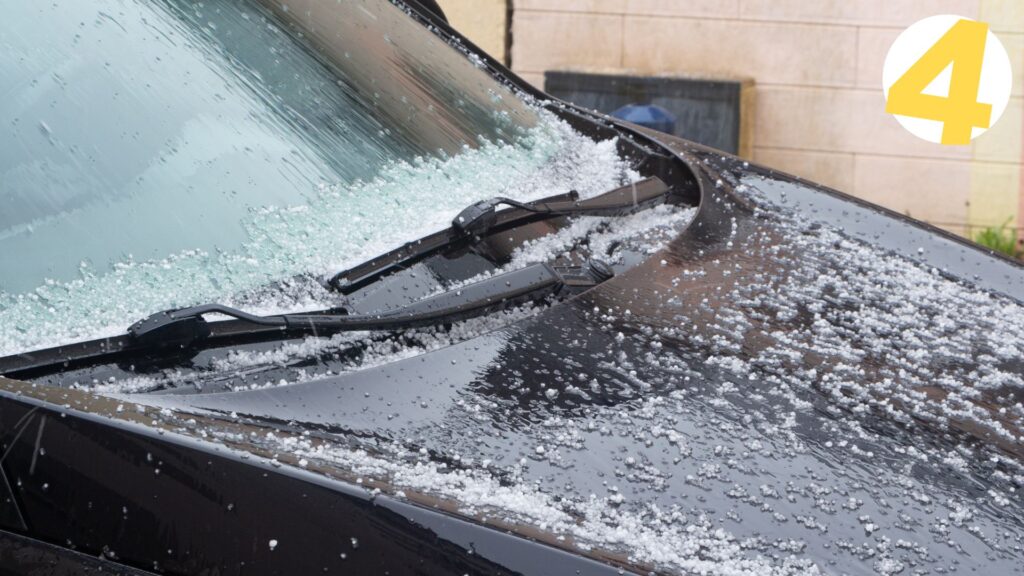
[[329, 176, 672, 294], [1, 261, 613, 377], [131, 262, 579, 349]]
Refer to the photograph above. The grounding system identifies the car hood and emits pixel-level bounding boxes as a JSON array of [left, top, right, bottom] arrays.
[[4, 128, 1020, 574]]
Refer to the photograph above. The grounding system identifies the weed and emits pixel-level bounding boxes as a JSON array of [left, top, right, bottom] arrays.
[[974, 218, 1021, 258]]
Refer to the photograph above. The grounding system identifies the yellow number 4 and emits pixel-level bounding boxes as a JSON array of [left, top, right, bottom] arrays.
[[886, 19, 991, 145]]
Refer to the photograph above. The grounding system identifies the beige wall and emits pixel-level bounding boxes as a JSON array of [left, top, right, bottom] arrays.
[[504, 0, 1024, 238], [437, 0, 509, 64]]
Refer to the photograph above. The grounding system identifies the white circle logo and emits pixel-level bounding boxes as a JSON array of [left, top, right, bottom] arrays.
[[882, 15, 1012, 145]]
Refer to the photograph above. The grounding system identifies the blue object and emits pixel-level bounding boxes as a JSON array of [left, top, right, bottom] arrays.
[[610, 103, 676, 134]]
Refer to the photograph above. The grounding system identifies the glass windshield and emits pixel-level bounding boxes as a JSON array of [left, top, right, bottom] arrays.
[[0, 0, 637, 355]]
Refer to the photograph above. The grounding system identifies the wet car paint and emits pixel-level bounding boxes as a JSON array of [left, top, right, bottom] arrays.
[[122, 148, 1023, 573], [0, 529, 156, 575], [0, 377, 633, 576], [2, 2, 1023, 575], [2, 129, 1022, 574]]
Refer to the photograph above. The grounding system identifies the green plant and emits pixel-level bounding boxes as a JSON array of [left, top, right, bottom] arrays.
[[974, 218, 1021, 258]]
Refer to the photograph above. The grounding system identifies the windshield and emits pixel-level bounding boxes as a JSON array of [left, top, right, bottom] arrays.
[[0, 0, 632, 355]]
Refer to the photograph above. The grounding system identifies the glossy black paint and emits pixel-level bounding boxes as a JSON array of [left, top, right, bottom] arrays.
[[0, 380, 628, 575], [2, 1, 1023, 575], [0, 529, 155, 576], [3, 126, 1021, 574]]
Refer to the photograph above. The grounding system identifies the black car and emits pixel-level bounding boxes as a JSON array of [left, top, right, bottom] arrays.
[[1, 1, 1022, 575]]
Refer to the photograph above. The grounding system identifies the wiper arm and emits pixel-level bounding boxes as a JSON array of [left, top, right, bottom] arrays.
[[1, 262, 609, 377], [329, 176, 672, 294], [130, 262, 595, 350], [0, 261, 614, 377]]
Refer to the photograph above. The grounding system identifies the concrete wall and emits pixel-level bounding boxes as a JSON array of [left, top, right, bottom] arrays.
[[504, 0, 1024, 238]]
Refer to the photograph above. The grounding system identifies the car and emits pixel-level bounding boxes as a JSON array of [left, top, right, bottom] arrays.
[[1, 1, 1022, 575]]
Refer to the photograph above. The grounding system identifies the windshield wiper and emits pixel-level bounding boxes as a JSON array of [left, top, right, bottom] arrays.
[[0, 178, 672, 378], [0, 261, 614, 377], [329, 176, 672, 294], [130, 261, 610, 347]]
